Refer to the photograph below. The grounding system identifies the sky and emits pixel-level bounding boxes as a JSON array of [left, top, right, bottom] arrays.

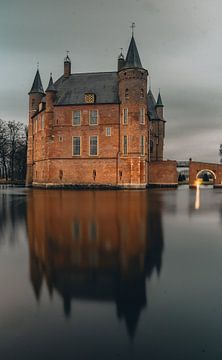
[[0, 0, 222, 162]]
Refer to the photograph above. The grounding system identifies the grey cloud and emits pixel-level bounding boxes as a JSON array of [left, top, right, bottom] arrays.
[[0, 0, 222, 163]]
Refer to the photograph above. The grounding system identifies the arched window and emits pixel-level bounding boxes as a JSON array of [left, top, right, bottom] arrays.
[[125, 88, 129, 100], [140, 88, 144, 98], [150, 140, 154, 153]]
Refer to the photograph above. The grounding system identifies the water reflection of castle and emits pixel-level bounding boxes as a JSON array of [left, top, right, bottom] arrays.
[[27, 190, 164, 340]]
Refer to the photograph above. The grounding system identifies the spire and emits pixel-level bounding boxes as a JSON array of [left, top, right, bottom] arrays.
[[29, 69, 45, 95], [156, 91, 164, 108], [46, 73, 57, 92], [123, 29, 143, 69]]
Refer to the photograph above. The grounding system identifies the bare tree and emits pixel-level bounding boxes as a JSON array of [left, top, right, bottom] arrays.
[[0, 119, 27, 182], [0, 119, 9, 180]]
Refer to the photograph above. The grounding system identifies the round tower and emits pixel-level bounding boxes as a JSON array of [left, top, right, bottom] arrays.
[[26, 69, 45, 186], [118, 32, 149, 187]]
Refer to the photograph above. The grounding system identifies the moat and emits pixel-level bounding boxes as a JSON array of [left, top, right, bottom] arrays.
[[0, 186, 222, 359]]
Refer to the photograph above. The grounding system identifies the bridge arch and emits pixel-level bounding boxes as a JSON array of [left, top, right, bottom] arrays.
[[189, 161, 222, 188], [196, 169, 216, 181]]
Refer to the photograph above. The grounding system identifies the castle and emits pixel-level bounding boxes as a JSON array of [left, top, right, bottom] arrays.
[[26, 30, 177, 188]]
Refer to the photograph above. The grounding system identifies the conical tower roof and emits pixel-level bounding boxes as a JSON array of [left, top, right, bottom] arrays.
[[29, 69, 44, 95], [123, 35, 143, 69], [156, 91, 164, 107], [46, 74, 57, 92]]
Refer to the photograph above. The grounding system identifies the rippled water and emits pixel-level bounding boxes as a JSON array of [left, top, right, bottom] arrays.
[[0, 186, 222, 359]]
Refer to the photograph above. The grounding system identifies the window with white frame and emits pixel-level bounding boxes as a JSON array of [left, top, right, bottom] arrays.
[[106, 127, 111, 136], [123, 135, 128, 155], [141, 135, 145, 156], [89, 110, 98, 125], [123, 108, 128, 124], [140, 108, 145, 124], [73, 136, 81, 156], [72, 110, 81, 126], [90, 136, 98, 156]]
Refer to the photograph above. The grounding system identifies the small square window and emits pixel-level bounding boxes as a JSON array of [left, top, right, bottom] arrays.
[[106, 127, 111, 136], [89, 110, 98, 125], [72, 110, 81, 126]]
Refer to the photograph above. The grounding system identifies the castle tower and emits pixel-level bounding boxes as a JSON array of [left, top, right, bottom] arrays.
[[118, 28, 149, 187], [26, 69, 45, 186], [148, 88, 166, 162]]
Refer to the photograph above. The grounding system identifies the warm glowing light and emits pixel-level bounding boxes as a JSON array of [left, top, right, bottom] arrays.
[[194, 178, 201, 210], [194, 179, 202, 187]]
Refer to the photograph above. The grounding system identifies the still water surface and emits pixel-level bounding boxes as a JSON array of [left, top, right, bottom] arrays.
[[0, 186, 222, 359]]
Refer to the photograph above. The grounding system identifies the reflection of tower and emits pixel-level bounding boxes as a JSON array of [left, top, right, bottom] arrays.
[[27, 190, 164, 340]]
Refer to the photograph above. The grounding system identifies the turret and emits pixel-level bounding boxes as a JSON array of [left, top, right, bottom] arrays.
[[155, 91, 164, 120], [28, 69, 45, 115], [45, 73, 57, 112], [26, 68, 45, 186], [118, 27, 149, 186], [64, 52, 71, 78]]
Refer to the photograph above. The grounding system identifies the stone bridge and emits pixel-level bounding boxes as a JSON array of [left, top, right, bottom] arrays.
[[189, 161, 222, 187]]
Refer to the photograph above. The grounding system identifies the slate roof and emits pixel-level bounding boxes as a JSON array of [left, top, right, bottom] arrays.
[[54, 72, 119, 105], [147, 89, 158, 120], [156, 92, 164, 107], [46, 75, 57, 92], [123, 35, 143, 69], [29, 69, 45, 95]]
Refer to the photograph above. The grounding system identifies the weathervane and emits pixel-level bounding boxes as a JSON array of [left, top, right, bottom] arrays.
[[131, 22, 135, 36]]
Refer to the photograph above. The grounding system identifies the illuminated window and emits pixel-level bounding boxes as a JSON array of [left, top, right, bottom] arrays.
[[73, 136, 81, 156], [106, 127, 111, 136], [72, 110, 81, 126], [85, 93, 96, 103], [140, 108, 145, 124], [123, 135, 128, 155], [89, 110, 98, 125], [90, 136, 98, 156], [141, 135, 145, 156], [123, 108, 128, 124]]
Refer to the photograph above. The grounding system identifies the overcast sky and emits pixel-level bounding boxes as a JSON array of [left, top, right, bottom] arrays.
[[0, 0, 222, 162]]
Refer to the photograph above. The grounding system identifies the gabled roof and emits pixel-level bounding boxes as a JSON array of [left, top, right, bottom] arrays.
[[147, 89, 158, 120], [29, 69, 45, 95], [46, 74, 57, 92], [54, 72, 119, 105], [123, 35, 143, 69]]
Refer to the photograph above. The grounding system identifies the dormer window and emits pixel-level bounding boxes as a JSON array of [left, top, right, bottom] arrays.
[[85, 93, 96, 103]]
